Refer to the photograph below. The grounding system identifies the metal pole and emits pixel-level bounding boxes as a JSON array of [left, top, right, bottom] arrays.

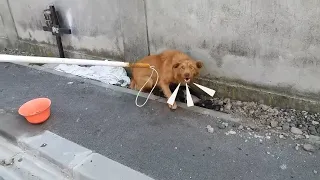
[[50, 5, 65, 58], [0, 54, 150, 68]]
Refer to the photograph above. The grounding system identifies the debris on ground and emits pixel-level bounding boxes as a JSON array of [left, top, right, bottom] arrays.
[[40, 143, 47, 147], [225, 130, 236, 135], [291, 127, 303, 135], [55, 63, 130, 87], [0, 158, 14, 166], [218, 123, 227, 129], [279, 134, 284, 139], [302, 144, 315, 152], [280, 164, 287, 170], [207, 97, 320, 137], [206, 125, 214, 133]]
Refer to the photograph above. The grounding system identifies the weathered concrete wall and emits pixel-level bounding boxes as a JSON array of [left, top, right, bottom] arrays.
[[6, 0, 148, 60], [0, 0, 18, 48], [146, 0, 320, 98]]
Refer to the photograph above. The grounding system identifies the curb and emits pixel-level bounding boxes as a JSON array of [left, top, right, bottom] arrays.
[[0, 112, 154, 180], [0, 135, 69, 180]]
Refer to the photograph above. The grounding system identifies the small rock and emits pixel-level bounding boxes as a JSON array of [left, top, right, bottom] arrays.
[[260, 104, 270, 111], [222, 122, 229, 127], [295, 144, 300, 151], [308, 126, 317, 135], [294, 135, 303, 140], [314, 170, 318, 174], [282, 123, 290, 131], [270, 120, 278, 128], [279, 134, 284, 139], [235, 101, 242, 106], [223, 98, 230, 103], [238, 125, 244, 130], [291, 127, 303, 135], [272, 109, 279, 116], [225, 130, 236, 135], [303, 144, 315, 152], [206, 125, 214, 133], [305, 134, 310, 139], [218, 123, 227, 129], [224, 103, 232, 111], [67, 82, 74, 85], [311, 121, 319, 125], [40, 143, 47, 147], [309, 135, 320, 144]]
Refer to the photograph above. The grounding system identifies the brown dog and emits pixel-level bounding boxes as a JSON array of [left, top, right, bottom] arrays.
[[130, 50, 203, 109]]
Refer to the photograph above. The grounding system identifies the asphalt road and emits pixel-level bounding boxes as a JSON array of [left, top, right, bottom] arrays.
[[0, 63, 319, 180]]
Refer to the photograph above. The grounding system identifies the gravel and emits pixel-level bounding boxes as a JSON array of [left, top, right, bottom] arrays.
[[214, 97, 320, 137]]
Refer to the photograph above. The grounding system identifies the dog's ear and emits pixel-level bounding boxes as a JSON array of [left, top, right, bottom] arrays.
[[172, 63, 180, 69], [196, 61, 203, 69]]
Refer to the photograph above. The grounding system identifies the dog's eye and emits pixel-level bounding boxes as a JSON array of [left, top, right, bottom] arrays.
[[181, 66, 185, 69]]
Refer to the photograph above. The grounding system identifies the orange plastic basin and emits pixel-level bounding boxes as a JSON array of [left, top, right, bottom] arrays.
[[18, 98, 51, 124]]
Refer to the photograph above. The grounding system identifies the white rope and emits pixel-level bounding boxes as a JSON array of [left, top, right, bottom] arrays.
[[135, 66, 159, 107]]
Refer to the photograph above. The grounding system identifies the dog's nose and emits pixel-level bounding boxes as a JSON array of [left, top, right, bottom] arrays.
[[184, 73, 190, 78]]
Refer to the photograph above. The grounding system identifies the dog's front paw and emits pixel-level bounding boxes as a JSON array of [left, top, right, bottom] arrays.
[[168, 102, 178, 110]]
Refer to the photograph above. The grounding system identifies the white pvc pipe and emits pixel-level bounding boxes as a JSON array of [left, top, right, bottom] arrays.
[[0, 54, 150, 68]]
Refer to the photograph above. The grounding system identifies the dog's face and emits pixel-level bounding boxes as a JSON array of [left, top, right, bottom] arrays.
[[172, 59, 203, 83]]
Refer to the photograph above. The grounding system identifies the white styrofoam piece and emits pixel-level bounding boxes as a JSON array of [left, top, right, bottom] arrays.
[[193, 83, 216, 97], [167, 83, 180, 106], [186, 84, 194, 107], [54, 63, 130, 87]]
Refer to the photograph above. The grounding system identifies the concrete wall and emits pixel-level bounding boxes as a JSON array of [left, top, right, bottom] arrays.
[[1, 0, 320, 103], [146, 0, 320, 97], [0, 0, 17, 48], [3, 0, 148, 60]]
